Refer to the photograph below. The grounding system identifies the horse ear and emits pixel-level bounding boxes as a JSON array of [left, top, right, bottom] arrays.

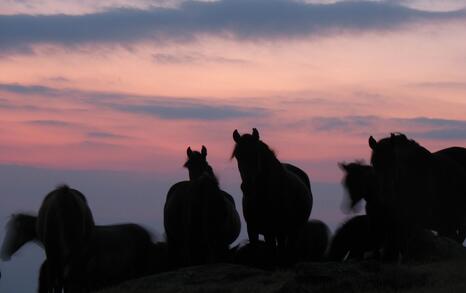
[[368, 136, 377, 150], [233, 129, 241, 142], [252, 128, 259, 140], [201, 145, 207, 157], [187, 147, 193, 157]]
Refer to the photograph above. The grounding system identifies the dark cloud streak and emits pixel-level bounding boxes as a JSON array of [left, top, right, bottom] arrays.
[[1, 0, 465, 53], [0, 82, 269, 120], [310, 115, 466, 140]]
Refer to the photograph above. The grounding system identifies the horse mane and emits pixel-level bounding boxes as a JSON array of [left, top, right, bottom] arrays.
[[184, 150, 219, 184], [196, 171, 219, 189], [52, 184, 88, 203], [231, 134, 276, 160]]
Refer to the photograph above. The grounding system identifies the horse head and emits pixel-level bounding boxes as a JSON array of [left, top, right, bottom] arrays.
[[339, 161, 374, 210], [184, 145, 213, 181], [1, 213, 37, 261], [232, 128, 269, 185], [368, 133, 434, 228]]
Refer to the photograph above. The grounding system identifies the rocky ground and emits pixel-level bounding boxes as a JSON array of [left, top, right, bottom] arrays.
[[98, 258, 466, 293], [98, 235, 466, 293]]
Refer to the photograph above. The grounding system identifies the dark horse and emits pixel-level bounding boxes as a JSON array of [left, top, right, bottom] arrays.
[[232, 128, 313, 262], [369, 133, 466, 258], [328, 215, 382, 261], [1, 214, 168, 292], [41, 224, 169, 292], [164, 146, 241, 266], [36, 185, 95, 292]]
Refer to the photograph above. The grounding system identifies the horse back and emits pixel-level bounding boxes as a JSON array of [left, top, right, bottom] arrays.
[[283, 163, 311, 191], [435, 147, 466, 171], [36, 188, 94, 258]]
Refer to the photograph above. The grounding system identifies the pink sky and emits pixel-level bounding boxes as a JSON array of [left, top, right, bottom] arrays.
[[0, 0, 465, 183], [1, 2, 466, 291]]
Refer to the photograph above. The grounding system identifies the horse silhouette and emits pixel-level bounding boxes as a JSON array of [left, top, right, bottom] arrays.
[[233, 219, 329, 268], [35, 185, 95, 292], [164, 146, 241, 266], [1, 213, 168, 292], [45, 224, 169, 292], [339, 161, 377, 212], [339, 161, 387, 251], [328, 215, 382, 261], [295, 219, 331, 262], [232, 128, 313, 263], [369, 133, 466, 258]]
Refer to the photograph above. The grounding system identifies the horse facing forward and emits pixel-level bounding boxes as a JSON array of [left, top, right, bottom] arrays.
[[232, 128, 313, 263], [164, 146, 241, 266]]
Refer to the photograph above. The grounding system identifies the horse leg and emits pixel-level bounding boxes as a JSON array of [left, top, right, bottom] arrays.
[[276, 234, 289, 266], [247, 226, 259, 244], [38, 260, 49, 293]]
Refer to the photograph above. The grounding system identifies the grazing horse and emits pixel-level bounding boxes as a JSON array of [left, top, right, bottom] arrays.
[[41, 224, 169, 292], [328, 215, 382, 261], [36, 185, 95, 292], [369, 133, 466, 258], [2, 214, 168, 292], [164, 146, 241, 266], [232, 128, 313, 262]]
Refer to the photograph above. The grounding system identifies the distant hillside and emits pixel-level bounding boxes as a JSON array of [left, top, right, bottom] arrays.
[[98, 258, 466, 293]]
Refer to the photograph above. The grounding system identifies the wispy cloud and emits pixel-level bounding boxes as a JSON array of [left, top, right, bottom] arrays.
[[110, 101, 267, 120], [24, 119, 77, 127], [86, 131, 128, 139], [1, 0, 465, 53], [0, 82, 269, 120], [409, 81, 466, 90], [309, 115, 466, 140], [152, 52, 248, 64]]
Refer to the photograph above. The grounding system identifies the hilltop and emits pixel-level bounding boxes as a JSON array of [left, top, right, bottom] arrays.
[[98, 258, 466, 293]]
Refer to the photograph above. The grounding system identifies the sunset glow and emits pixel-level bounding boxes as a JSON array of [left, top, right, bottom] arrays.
[[1, 1, 466, 291]]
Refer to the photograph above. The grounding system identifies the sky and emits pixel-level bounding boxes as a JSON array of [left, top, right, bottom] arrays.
[[1, 0, 466, 291]]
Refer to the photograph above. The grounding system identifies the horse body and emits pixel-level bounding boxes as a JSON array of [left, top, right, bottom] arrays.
[[36, 185, 95, 292], [233, 129, 313, 261], [369, 134, 466, 259], [71, 224, 167, 291], [164, 146, 241, 266], [328, 215, 382, 261]]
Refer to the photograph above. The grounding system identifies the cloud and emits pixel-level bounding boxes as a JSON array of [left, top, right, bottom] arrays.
[[0, 82, 269, 120], [1, 0, 465, 53], [87, 131, 128, 139], [409, 81, 466, 90], [310, 115, 466, 140], [152, 52, 248, 64], [24, 119, 77, 127], [0, 83, 63, 96], [111, 101, 268, 120]]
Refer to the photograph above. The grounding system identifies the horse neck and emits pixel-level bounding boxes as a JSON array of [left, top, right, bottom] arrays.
[[257, 143, 284, 184], [189, 163, 218, 183], [363, 168, 377, 202], [1, 215, 38, 258]]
